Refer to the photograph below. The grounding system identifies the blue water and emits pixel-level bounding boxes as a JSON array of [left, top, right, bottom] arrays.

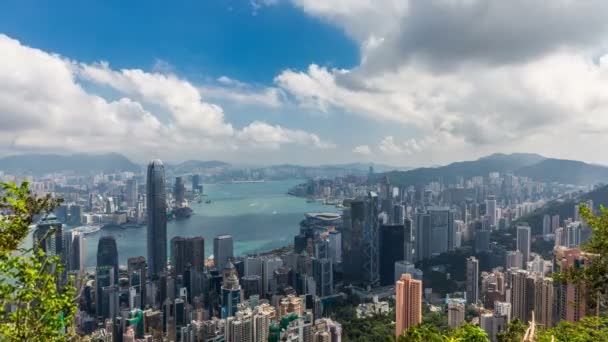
[[84, 180, 337, 267]]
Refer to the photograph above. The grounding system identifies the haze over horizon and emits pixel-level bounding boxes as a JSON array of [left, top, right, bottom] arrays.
[[2, 1, 608, 166]]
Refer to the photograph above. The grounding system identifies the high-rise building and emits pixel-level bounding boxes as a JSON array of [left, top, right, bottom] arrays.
[[70, 231, 86, 274], [395, 274, 422, 338], [328, 230, 342, 264], [342, 200, 365, 284], [542, 214, 551, 236], [379, 224, 406, 286], [551, 215, 560, 234], [55, 204, 69, 224], [363, 192, 380, 286], [96, 236, 118, 319], [34, 214, 63, 258], [192, 174, 202, 193], [69, 204, 82, 226], [174, 176, 186, 207], [486, 195, 497, 228], [171, 236, 205, 276], [312, 258, 333, 297], [554, 247, 588, 323], [128, 256, 147, 309], [447, 300, 465, 328], [480, 312, 507, 342], [261, 256, 282, 295], [97, 236, 119, 284], [126, 178, 138, 208], [415, 212, 431, 261], [429, 207, 455, 254], [147, 159, 167, 279], [466, 256, 479, 305], [516, 225, 531, 264], [214, 235, 234, 270], [509, 269, 534, 323], [393, 204, 405, 225], [534, 277, 554, 329], [221, 262, 242, 318], [506, 250, 524, 270], [394, 260, 423, 283]]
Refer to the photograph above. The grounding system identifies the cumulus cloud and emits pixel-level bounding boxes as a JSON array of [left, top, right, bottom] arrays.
[[0, 34, 331, 161], [199, 76, 284, 108], [273, 0, 608, 163], [352, 145, 371, 155]]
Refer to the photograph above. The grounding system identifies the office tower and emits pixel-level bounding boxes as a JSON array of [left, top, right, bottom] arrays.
[[128, 256, 147, 309], [126, 178, 138, 208], [312, 258, 333, 297], [221, 262, 242, 318], [381, 176, 393, 213], [393, 204, 405, 225], [147, 159, 167, 279], [403, 218, 414, 263], [379, 224, 406, 286], [70, 231, 86, 274], [534, 277, 554, 328], [394, 261, 423, 283], [565, 222, 582, 247], [475, 230, 491, 253], [466, 256, 479, 305], [69, 204, 82, 226], [55, 204, 69, 224], [328, 230, 342, 264], [96, 236, 118, 319], [415, 212, 431, 262], [486, 195, 497, 228], [261, 256, 283, 295], [516, 225, 531, 264], [171, 236, 205, 276], [174, 176, 185, 207], [97, 236, 119, 283], [34, 214, 63, 258], [428, 207, 455, 254], [543, 214, 551, 236], [192, 174, 202, 193], [214, 235, 234, 270], [506, 250, 524, 270], [363, 191, 380, 285], [447, 301, 465, 328], [242, 275, 262, 299], [395, 274, 422, 338], [245, 256, 263, 277], [342, 200, 365, 284]]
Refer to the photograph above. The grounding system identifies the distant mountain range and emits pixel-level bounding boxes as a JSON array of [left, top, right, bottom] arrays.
[[379, 153, 608, 186], [0, 153, 140, 174], [166, 160, 230, 173]]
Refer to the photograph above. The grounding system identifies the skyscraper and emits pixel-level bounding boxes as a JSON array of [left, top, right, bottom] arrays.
[[447, 301, 465, 328], [128, 256, 147, 309], [171, 236, 205, 276], [486, 195, 497, 228], [312, 258, 333, 297], [342, 200, 365, 284], [96, 236, 118, 319], [395, 274, 422, 338], [379, 224, 406, 286], [363, 191, 380, 285], [506, 250, 524, 270], [328, 230, 342, 264], [34, 213, 63, 258], [147, 159, 167, 279], [221, 262, 242, 318], [466, 256, 479, 305], [516, 225, 531, 264], [415, 212, 431, 261], [126, 178, 138, 208], [214, 235, 234, 270], [542, 214, 551, 236], [534, 277, 554, 329], [174, 176, 185, 207]]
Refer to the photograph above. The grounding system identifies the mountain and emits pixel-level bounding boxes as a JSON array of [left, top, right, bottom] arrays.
[[319, 162, 410, 173], [0, 153, 140, 174], [379, 153, 546, 186], [168, 160, 230, 173], [516, 158, 608, 185]]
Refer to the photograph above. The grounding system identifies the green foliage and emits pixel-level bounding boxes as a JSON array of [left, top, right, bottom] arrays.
[[400, 323, 490, 342], [0, 181, 77, 341], [422, 310, 448, 332], [537, 316, 608, 342], [496, 319, 526, 342], [327, 295, 394, 342]]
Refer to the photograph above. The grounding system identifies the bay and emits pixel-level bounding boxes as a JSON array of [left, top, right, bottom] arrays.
[[83, 179, 338, 267]]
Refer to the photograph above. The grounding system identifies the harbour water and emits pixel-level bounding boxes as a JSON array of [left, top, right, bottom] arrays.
[[82, 179, 337, 267]]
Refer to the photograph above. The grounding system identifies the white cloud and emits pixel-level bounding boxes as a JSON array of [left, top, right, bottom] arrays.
[[352, 145, 371, 155], [0, 34, 331, 162], [199, 76, 284, 108]]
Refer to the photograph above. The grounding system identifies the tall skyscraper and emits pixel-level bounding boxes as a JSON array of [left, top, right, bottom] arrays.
[[555, 247, 588, 323], [534, 277, 554, 329], [516, 225, 531, 264], [466, 256, 479, 305], [34, 213, 63, 258], [328, 230, 342, 264], [447, 301, 465, 328], [192, 174, 202, 193], [429, 207, 455, 254], [174, 176, 185, 207], [415, 212, 431, 261], [379, 224, 406, 286], [126, 178, 138, 208], [127, 256, 147, 309], [69, 204, 82, 226], [342, 200, 365, 284], [506, 250, 524, 270], [363, 191, 380, 285], [147, 159, 167, 279], [542, 214, 551, 236], [96, 236, 118, 319], [221, 262, 242, 318], [214, 235, 234, 270], [171, 236, 205, 276], [395, 274, 422, 338], [312, 258, 333, 297], [486, 195, 497, 228], [509, 269, 535, 323]]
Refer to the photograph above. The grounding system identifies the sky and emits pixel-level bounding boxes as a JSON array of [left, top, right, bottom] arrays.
[[1, 0, 608, 167]]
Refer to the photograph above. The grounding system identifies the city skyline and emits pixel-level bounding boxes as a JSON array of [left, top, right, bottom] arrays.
[[2, 2, 608, 166]]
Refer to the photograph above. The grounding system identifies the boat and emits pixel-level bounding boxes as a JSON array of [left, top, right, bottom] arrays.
[[172, 207, 193, 219], [205, 200, 212, 204]]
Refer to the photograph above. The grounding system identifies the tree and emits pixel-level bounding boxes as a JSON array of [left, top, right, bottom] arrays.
[[0, 181, 77, 341], [400, 323, 490, 342], [537, 316, 608, 342], [496, 319, 527, 342]]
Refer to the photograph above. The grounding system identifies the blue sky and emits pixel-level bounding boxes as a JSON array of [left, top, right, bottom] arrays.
[[1, 1, 608, 166]]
